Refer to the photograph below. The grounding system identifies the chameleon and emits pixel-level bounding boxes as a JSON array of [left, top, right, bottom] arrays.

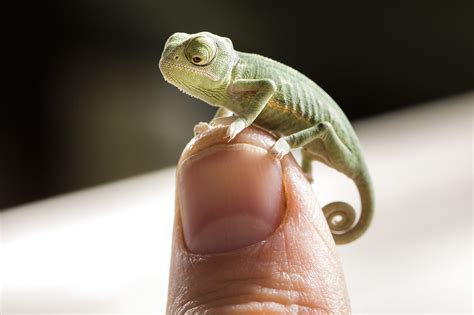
[[159, 31, 374, 244]]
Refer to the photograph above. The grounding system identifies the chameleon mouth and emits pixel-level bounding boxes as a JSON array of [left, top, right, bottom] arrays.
[[159, 59, 218, 81], [159, 60, 204, 99]]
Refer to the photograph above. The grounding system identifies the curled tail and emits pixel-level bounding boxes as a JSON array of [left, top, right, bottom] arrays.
[[322, 169, 374, 245]]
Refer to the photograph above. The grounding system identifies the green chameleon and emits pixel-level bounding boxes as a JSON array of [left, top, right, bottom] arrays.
[[159, 32, 374, 244]]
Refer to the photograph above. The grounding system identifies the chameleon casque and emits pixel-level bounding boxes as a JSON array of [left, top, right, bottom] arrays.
[[159, 32, 374, 244]]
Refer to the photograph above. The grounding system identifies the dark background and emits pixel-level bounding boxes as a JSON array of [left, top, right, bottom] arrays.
[[4, 1, 473, 209]]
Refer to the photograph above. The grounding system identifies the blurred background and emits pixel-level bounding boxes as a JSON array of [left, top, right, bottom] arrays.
[[4, 1, 473, 210]]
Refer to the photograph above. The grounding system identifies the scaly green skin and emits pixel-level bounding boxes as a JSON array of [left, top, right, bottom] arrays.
[[159, 32, 374, 244]]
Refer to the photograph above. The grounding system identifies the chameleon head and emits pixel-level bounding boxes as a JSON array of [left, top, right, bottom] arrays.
[[159, 32, 238, 101]]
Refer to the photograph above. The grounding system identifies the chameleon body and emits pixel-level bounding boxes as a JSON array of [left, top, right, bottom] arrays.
[[159, 32, 374, 244]]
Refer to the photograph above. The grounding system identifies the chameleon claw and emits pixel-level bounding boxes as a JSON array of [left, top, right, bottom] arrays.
[[193, 122, 213, 136], [270, 138, 291, 160], [304, 172, 314, 183], [225, 118, 246, 142]]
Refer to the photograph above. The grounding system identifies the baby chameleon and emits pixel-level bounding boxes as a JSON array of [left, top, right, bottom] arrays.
[[159, 32, 374, 244]]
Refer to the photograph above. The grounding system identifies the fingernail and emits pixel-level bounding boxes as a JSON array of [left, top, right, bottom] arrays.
[[178, 144, 285, 254]]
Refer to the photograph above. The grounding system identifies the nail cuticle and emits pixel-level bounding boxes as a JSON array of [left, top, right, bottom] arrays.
[[179, 143, 270, 171]]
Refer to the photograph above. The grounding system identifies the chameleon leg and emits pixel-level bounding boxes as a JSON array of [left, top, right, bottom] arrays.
[[271, 122, 354, 169], [301, 149, 314, 182], [212, 107, 233, 120], [225, 79, 276, 141], [271, 121, 354, 179]]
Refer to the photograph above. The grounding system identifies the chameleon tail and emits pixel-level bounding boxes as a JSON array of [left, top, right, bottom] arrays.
[[322, 169, 374, 245]]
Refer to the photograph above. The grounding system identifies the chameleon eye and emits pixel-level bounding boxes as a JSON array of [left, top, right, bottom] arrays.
[[192, 56, 203, 63], [185, 36, 217, 66]]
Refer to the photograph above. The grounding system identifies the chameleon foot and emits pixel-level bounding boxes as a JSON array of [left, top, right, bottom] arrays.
[[193, 122, 213, 136], [225, 118, 246, 142], [304, 172, 314, 183], [269, 138, 291, 160]]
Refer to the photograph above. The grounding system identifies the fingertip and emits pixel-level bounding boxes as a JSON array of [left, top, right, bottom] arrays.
[[169, 121, 350, 313]]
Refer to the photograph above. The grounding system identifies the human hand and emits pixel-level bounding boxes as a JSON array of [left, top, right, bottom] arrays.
[[167, 117, 350, 314]]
